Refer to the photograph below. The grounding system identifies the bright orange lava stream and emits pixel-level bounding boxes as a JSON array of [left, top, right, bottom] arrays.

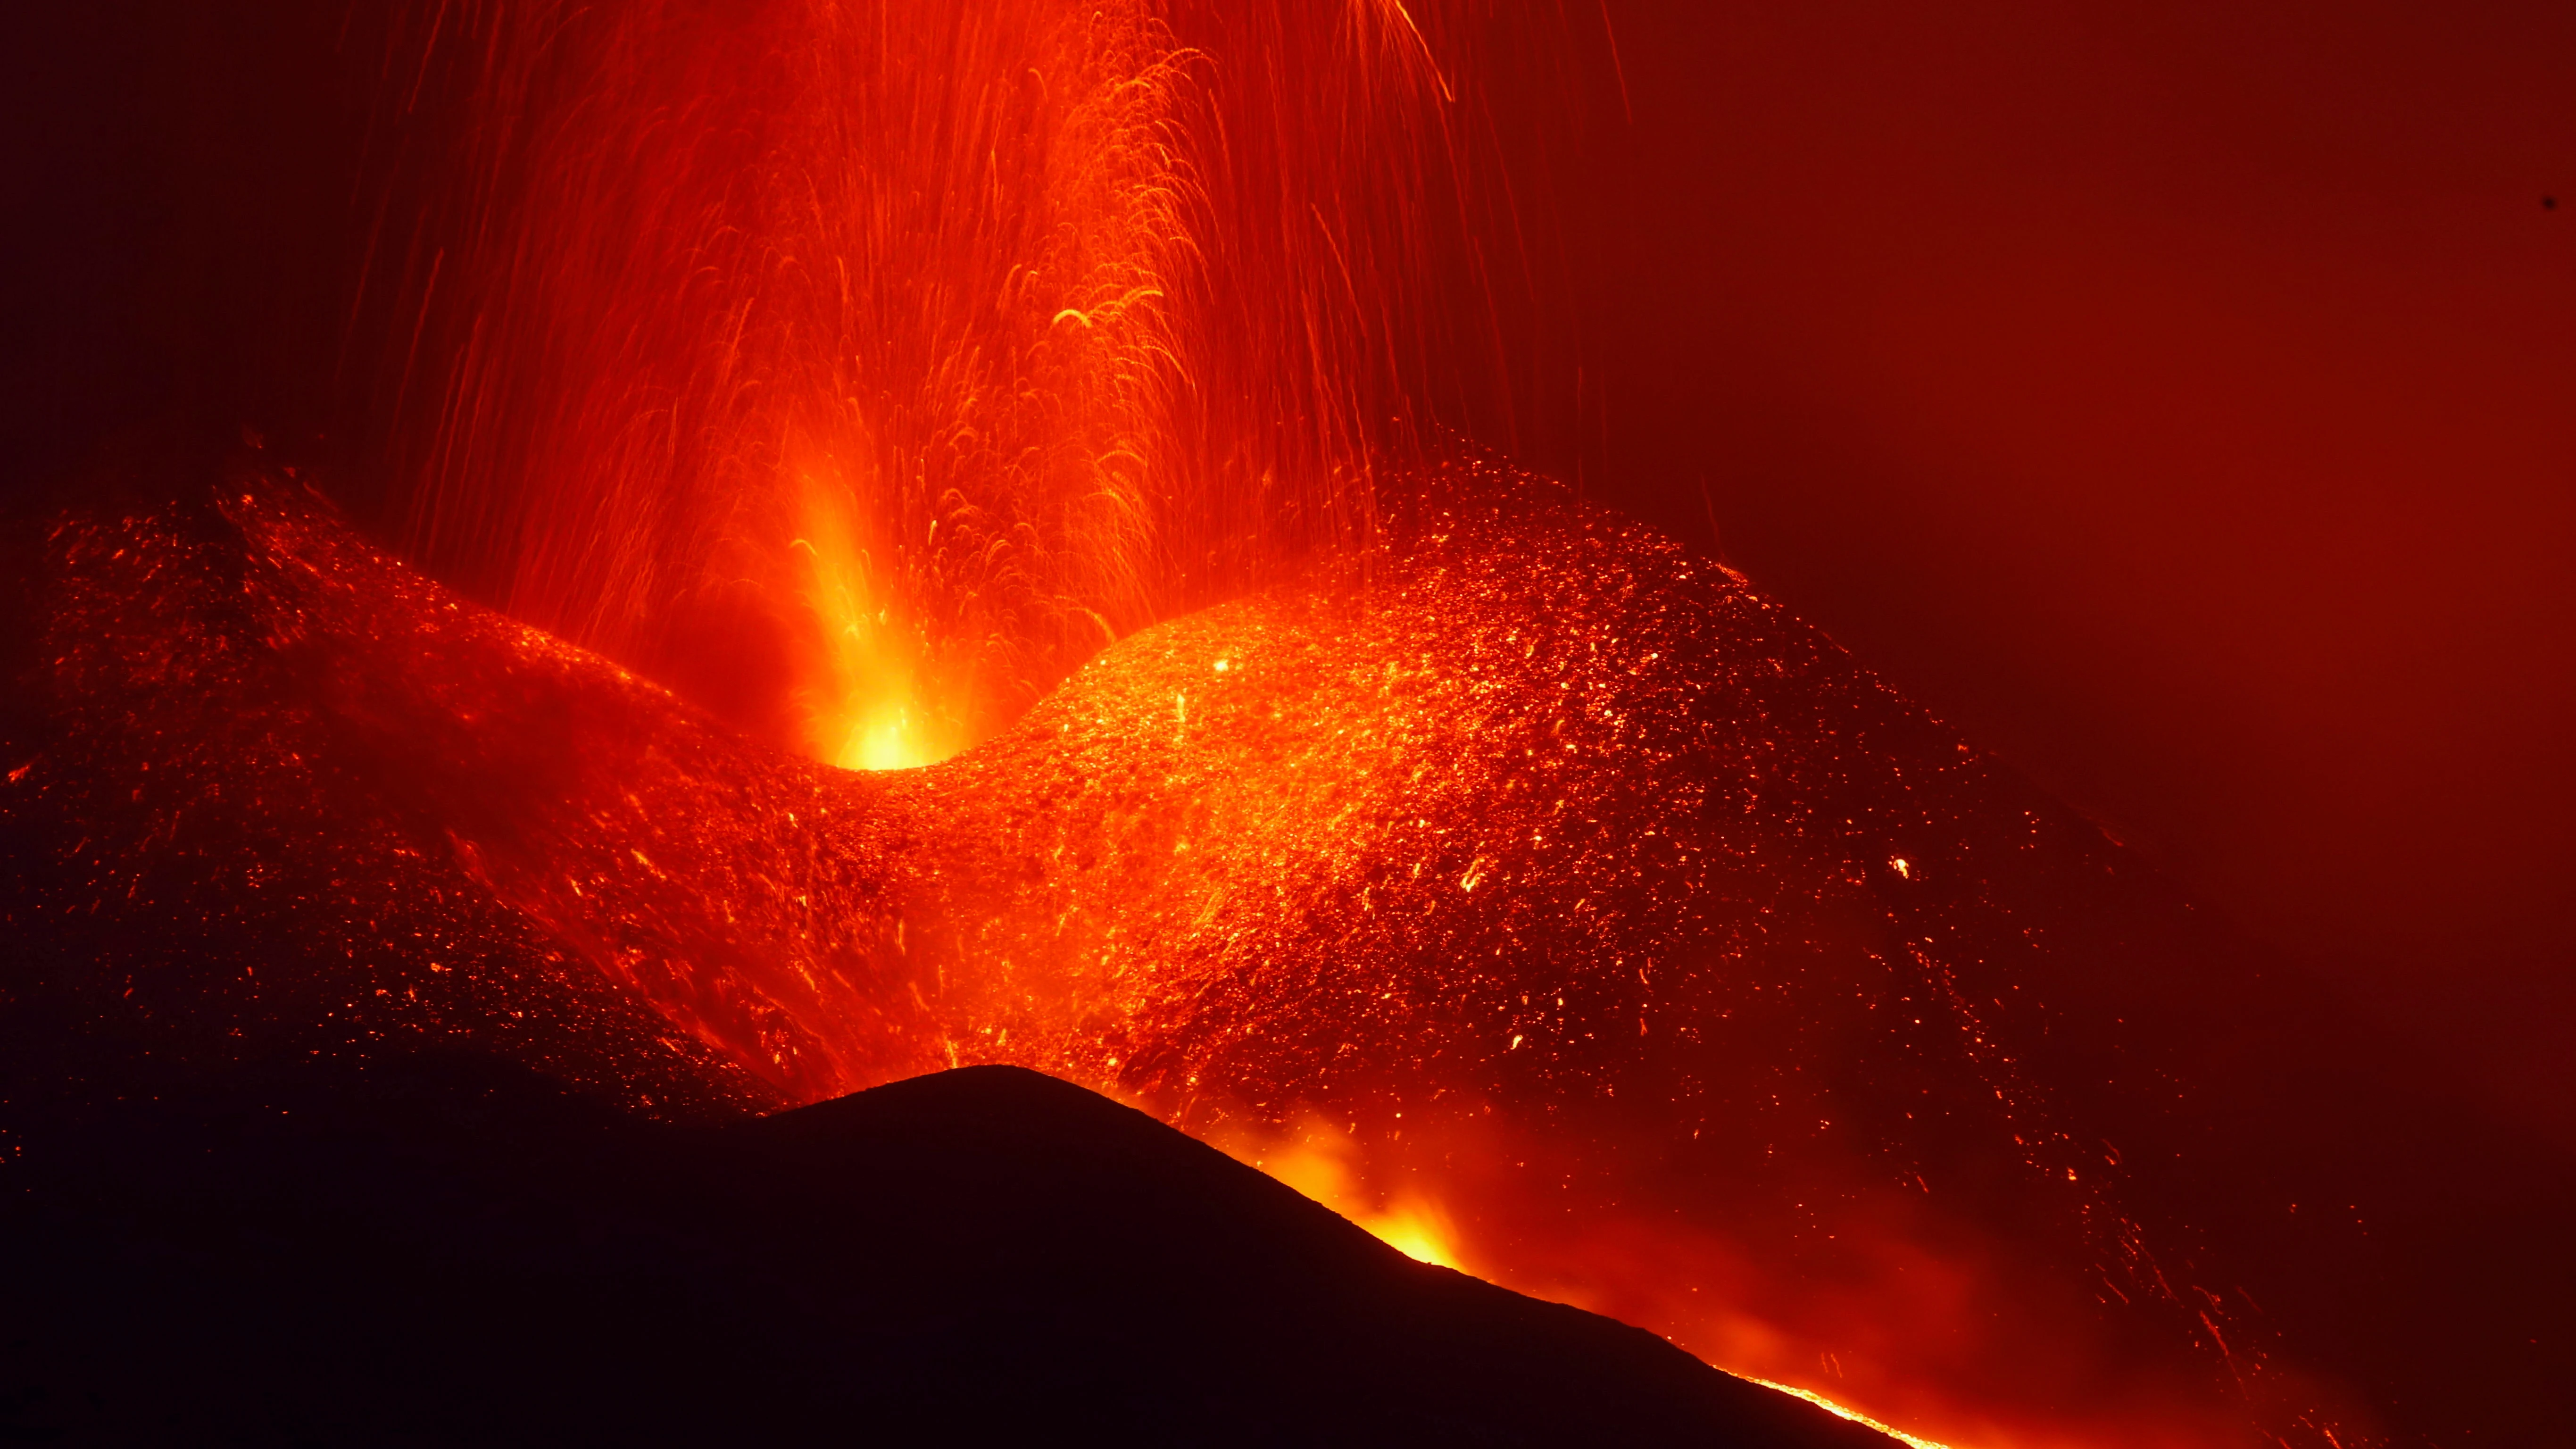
[[1749, 1381, 1961, 1449]]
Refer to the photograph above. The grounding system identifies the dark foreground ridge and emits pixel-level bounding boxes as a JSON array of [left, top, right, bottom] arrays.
[[0, 1055, 1895, 1448]]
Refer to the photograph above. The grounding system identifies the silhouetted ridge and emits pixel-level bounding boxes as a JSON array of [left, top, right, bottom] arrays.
[[0, 1054, 1894, 1447]]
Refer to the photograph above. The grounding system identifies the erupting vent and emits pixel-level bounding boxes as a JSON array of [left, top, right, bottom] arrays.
[[361, 0, 1506, 766]]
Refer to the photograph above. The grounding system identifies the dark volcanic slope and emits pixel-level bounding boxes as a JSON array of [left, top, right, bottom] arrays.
[[0, 1058, 1895, 1448]]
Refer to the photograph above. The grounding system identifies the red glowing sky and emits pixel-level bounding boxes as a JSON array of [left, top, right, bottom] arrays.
[[1565, 0, 2576, 1144]]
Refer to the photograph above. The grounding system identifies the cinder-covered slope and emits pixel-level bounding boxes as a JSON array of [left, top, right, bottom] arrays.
[[7, 453, 2519, 1446]]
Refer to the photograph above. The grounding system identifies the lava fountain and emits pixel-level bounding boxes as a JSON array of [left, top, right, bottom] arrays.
[[0, 4, 2409, 1449], [353, 0, 1517, 767]]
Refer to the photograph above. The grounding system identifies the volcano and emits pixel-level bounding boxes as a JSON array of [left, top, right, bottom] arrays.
[[8, 0, 2574, 1441], [13, 449, 2564, 1447]]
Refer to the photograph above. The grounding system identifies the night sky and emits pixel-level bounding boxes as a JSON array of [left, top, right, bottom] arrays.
[[1568, 0, 2576, 1148]]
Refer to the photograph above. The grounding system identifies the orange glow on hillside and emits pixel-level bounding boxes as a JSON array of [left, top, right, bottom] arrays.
[[1217, 1115, 1464, 1270]]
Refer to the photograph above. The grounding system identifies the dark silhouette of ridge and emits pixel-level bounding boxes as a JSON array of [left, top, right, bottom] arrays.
[[0, 1054, 1896, 1447]]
